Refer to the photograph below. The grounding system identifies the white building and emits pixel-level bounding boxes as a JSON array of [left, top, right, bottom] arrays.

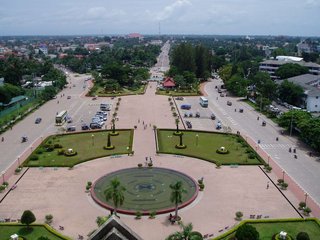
[[285, 74, 320, 112], [259, 56, 320, 79]]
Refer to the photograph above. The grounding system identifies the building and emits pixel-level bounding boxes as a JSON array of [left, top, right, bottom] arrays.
[[284, 74, 320, 112], [88, 215, 142, 240], [259, 56, 320, 79], [162, 77, 175, 88]]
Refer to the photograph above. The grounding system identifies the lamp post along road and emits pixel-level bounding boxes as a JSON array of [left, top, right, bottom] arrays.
[[91, 134, 95, 146], [195, 134, 199, 146]]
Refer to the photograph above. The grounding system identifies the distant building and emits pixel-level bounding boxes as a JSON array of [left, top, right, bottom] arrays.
[[297, 41, 312, 56], [259, 56, 320, 79], [162, 77, 176, 88], [127, 33, 144, 40], [283, 74, 320, 112]]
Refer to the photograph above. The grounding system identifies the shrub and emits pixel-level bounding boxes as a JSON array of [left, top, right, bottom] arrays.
[[173, 112, 177, 117], [265, 165, 272, 173], [149, 211, 156, 219], [277, 179, 284, 185], [199, 183, 205, 191], [57, 149, 65, 155], [15, 167, 22, 174], [53, 143, 63, 149], [86, 185, 91, 191], [87, 181, 92, 187], [235, 211, 243, 221], [281, 182, 288, 190], [36, 149, 43, 154], [135, 211, 142, 219], [216, 162, 222, 168], [296, 232, 310, 240], [148, 162, 153, 167], [298, 202, 306, 210], [235, 224, 259, 240], [45, 214, 53, 224], [248, 152, 256, 159], [138, 163, 143, 168], [45, 146, 54, 152], [38, 237, 50, 240], [3, 181, 8, 186], [303, 207, 312, 216], [0, 185, 5, 192], [29, 155, 39, 161]]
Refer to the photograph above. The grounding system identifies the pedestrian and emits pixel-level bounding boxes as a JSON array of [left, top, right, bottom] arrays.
[[293, 148, 296, 153], [257, 116, 260, 120], [266, 182, 269, 189], [143, 121, 144, 125], [276, 137, 279, 141], [138, 119, 140, 123], [294, 154, 297, 159], [57, 101, 59, 104], [1, 137, 4, 142]]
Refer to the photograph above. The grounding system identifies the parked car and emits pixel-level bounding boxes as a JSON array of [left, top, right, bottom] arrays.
[[210, 113, 216, 120], [216, 121, 222, 130], [175, 97, 184, 100], [35, 117, 42, 124], [67, 96, 71, 99], [181, 104, 191, 110], [66, 125, 76, 132], [81, 123, 90, 130], [185, 121, 192, 129], [239, 108, 244, 113], [90, 122, 102, 129], [66, 116, 72, 123], [220, 93, 224, 97], [262, 121, 266, 126], [227, 101, 232, 106], [218, 89, 222, 93], [188, 112, 193, 117]]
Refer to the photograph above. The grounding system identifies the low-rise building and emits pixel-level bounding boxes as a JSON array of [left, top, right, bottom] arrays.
[[284, 74, 320, 112], [259, 56, 320, 79]]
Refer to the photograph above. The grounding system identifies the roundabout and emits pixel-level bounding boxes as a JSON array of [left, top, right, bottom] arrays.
[[91, 167, 198, 215]]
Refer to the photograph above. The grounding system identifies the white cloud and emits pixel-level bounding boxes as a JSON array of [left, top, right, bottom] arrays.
[[156, 0, 192, 21]]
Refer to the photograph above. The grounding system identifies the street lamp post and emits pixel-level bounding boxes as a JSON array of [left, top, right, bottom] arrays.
[[195, 134, 199, 146], [1, 171, 5, 183], [91, 134, 95, 146], [304, 193, 308, 205], [282, 170, 285, 181]]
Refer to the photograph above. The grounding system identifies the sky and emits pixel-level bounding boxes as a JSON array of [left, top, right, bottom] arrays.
[[0, 0, 320, 36]]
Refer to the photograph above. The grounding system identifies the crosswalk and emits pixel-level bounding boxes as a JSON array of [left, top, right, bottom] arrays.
[[259, 143, 292, 150]]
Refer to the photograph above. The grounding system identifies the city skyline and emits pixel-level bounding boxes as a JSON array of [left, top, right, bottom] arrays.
[[0, 0, 320, 36]]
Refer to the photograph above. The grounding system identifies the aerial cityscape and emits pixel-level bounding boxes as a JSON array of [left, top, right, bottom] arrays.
[[0, 1, 320, 240]]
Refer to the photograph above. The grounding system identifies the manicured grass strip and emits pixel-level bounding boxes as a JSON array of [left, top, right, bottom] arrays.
[[24, 129, 134, 167], [0, 223, 71, 240], [156, 89, 200, 96], [157, 129, 262, 165], [214, 218, 320, 240], [89, 84, 146, 97]]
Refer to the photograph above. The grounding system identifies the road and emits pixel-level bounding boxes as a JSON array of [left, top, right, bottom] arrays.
[[149, 40, 170, 80], [175, 78, 320, 207]]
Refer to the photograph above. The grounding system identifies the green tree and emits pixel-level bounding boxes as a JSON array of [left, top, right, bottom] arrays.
[[104, 178, 126, 216], [275, 63, 309, 79], [278, 79, 304, 106], [21, 210, 36, 228], [166, 222, 203, 240], [170, 181, 187, 219], [235, 224, 259, 240], [225, 74, 248, 97], [96, 216, 109, 227], [296, 232, 310, 240]]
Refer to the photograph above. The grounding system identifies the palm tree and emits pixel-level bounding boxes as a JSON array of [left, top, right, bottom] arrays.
[[170, 181, 187, 220], [111, 118, 116, 133], [166, 222, 203, 240], [104, 178, 126, 216], [175, 118, 180, 133]]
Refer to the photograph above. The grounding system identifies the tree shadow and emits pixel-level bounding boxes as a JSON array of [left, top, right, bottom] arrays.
[[18, 226, 34, 236]]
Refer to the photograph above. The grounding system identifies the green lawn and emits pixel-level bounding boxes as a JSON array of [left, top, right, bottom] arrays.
[[156, 89, 200, 96], [89, 84, 146, 97], [0, 224, 70, 240], [24, 129, 133, 167], [215, 219, 320, 240], [157, 130, 262, 165]]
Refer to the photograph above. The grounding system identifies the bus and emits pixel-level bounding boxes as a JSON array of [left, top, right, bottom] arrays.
[[55, 110, 68, 126], [199, 97, 208, 107]]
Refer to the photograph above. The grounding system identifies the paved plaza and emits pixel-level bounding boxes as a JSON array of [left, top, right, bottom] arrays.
[[0, 82, 302, 240]]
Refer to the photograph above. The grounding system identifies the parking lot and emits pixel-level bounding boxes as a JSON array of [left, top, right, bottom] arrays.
[[174, 96, 229, 132]]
